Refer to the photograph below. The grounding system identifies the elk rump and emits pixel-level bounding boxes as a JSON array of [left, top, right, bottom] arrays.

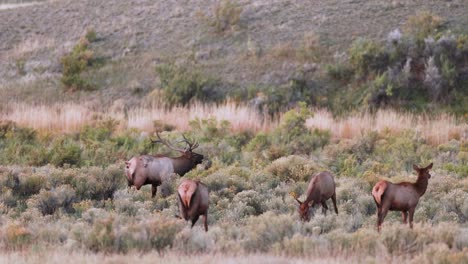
[[177, 179, 209, 231]]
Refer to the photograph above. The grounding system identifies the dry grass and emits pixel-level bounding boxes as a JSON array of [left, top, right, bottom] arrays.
[[9, 36, 56, 59], [1, 102, 465, 145], [0, 250, 366, 264], [306, 109, 467, 145], [0, 101, 276, 134], [0, 2, 42, 11], [127, 101, 275, 133]]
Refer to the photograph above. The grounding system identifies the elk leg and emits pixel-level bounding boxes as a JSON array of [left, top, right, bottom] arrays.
[[331, 193, 338, 214], [409, 207, 415, 229], [376, 206, 382, 232], [127, 180, 133, 193], [321, 201, 328, 215], [191, 215, 200, 228], [378, 205, 390, 232], [402, 211, 408, 224], [151, 184, 157, 198], [203, 212, 208, 232]]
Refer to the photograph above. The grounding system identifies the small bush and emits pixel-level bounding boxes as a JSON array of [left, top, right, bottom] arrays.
[[156, 63, 222, 106], [211, 0, 243, 33], [266, 155, 321, 182], [60, 36, 94, 91], [326, 63, 353, 80], [404, 11, 443, 41], [226, 190, 265, 220], [49, 138, 82, 167], [274, 233, 329, 257], [85, 217, 115, 252], [174, 228, 214, 254], [28, 185, 76, 215], [242, 212, 297, 252], [3, 224, 33, 250], [349, 38, 389, 76]]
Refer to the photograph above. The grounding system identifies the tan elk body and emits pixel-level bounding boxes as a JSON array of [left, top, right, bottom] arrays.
[[177, 179, 209, 231], [294, 171, 338, 221], [372, 163, 433, 232], [125, 133, 204, 198]]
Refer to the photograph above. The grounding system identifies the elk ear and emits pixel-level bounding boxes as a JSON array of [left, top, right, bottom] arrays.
[[295, 198, 302, 205], [413, 164, 420, 171], [425, 163, 433, 170], [289, 192, 301, 205]]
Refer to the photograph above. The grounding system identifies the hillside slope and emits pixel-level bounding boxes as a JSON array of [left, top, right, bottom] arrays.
[[1, 0, 467, 107]]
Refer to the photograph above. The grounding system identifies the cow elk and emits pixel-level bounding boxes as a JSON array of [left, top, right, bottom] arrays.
[[292, 171, 338, 221], [372, 163, 433, 232], [177, 179, 209, 231], [125, 132, 204, 198]]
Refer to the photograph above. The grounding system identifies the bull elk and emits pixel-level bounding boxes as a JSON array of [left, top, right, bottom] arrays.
[[292, 171, 338, 221], [372, 163, 433, 232], [125, 132, 204, 198], [177, 179, 209, 231]]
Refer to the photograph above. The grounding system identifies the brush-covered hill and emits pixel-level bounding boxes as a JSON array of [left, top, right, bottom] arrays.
[[1, 0, 467, 113]]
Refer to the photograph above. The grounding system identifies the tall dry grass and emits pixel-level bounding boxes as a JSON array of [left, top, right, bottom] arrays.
[[1, 102, 466, 145], [0, 101, 276, 134], [306, 109, 467, 145], [0, 251, 355, 264]]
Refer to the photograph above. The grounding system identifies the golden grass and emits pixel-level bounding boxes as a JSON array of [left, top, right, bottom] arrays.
[[0, 101, 275, 134], [306, 109, 467, 145], [0, 250, 360, 264], [126, 101, 275, 133], [1, 102, 466, 145]]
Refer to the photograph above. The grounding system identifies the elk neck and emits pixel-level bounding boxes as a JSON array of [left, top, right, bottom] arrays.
[[414, 174, 429, 196], [171, 156, 196, 176]]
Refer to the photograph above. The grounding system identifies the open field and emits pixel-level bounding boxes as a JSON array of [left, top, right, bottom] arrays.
[[0, 104, 467, 263], [0, 0, 467, 263]]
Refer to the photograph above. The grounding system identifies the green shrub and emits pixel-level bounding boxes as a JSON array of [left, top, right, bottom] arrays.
[[28, 185, 76, 215], [349, 38, 389, 76], [226, 190, 265, 220], [242, 212, 297, 252], [404, 11, 443, 41], [18, 175, 45, 198], [86, 217, 115, 252], [326, 63, 354, 81], [266, 155, 322, 182], [156, 63, 222, 106], [49, 138, 82, 167], [85, 28, 97, 42], [116, 216, 184, 253], [60, 37, 94, 91]]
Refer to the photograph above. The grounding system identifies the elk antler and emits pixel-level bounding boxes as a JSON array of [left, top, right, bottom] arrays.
[[181, 134, 199, 151], [151, 132, 186, 152]]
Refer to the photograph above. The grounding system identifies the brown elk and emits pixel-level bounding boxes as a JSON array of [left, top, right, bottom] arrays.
[[372, 163, 433, 232], [177, 179, 209, 231], [125, 132, 204, 198], [292, 171, 338, 221]]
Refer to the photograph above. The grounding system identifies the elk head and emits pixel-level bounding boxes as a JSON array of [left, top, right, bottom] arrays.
[[291, 192, 312, 222], [152, 132, 204, 165], [413, 163, 433, 179]]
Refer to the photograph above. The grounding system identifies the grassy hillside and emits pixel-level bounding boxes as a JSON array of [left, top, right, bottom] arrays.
[[1, 0, 467, 113]]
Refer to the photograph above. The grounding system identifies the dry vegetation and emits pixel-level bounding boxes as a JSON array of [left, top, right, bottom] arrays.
[[1, 102, 465, 145], [0, 1, 467, 263]]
